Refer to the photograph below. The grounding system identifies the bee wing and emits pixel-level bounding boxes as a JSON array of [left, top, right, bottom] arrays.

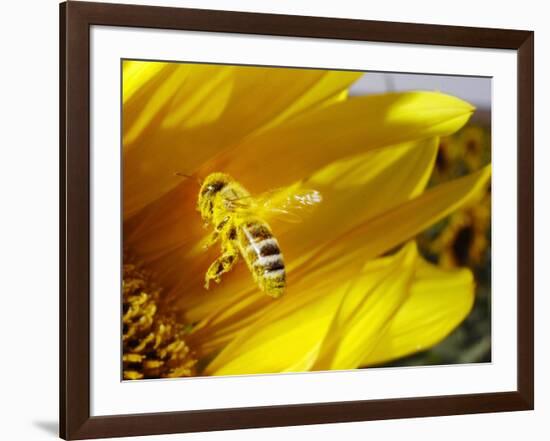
[[224, 196, 258, 214], [239, 187, 322, 223]]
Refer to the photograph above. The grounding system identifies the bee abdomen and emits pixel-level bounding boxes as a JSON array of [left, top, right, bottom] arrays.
[[253, 254, 285, 272], [239, 221, 286, 297]]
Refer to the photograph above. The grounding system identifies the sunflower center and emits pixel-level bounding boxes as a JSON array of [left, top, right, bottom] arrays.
[[122, 254, 197, 380]]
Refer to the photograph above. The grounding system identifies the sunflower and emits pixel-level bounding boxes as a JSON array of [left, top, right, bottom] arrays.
[[425, 189, 491, 269], [420, 123, 491, 270], [122, 61, 491, 378]]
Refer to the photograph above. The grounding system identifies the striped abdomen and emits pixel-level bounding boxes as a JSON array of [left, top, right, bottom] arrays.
[[238, 219, 285, 297]]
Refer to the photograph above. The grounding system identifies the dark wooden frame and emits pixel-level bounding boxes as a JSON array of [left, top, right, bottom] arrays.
[[60, 1, 534, 439]]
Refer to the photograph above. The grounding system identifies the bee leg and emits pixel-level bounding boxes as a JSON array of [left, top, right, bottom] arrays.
[[204, 245, 239, 290], [203, 217, 229, 250], [203, 230, 219, 250]]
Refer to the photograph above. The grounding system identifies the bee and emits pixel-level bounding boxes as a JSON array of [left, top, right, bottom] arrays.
[[196, 172, 322, 298]]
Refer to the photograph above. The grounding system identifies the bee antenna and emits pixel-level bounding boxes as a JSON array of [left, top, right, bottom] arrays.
[[174, 172, 202, 185]]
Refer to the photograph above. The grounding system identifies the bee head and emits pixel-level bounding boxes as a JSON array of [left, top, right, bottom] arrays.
[[197, 172, 231, 222]]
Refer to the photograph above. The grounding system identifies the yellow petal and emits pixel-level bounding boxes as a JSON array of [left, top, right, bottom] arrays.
[[362, 258, 475, 366], [314, 242, 418, 370], [123, 60, 168, 106], [123, 179, 202, 264], [259, 71, 361, 131], [123, 63, 361, 218], [205, 243, 422, 374], [205, 92, 474, 192], [298, 165, 491, 279], [187, 289, 274, 356], [279, 138, 438, 263], [203, 240, 474, 374], [204, 281, 348, 375]]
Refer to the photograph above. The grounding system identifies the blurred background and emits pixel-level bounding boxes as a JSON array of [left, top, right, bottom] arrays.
[[353, 72, 492, 367]]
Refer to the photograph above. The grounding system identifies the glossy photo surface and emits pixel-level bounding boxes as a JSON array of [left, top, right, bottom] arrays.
[[121, 60, 492, 380]]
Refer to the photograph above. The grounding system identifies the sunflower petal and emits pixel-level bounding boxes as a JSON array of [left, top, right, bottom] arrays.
[[279, 138, 438, 263], [313, 242, 417, 370], [205, 243, 421, 374], [206, 92, 474, 191], [204, 283, 347, 375], [362, 258, 475, 366], [298, 165, 491, 279], [123, 63, 361, 218], [123, 60, 168, 107], [260, 71, 362, 130]]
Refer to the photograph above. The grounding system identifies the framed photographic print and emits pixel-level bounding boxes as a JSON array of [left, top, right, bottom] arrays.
[[60, 1, 534, 439]]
